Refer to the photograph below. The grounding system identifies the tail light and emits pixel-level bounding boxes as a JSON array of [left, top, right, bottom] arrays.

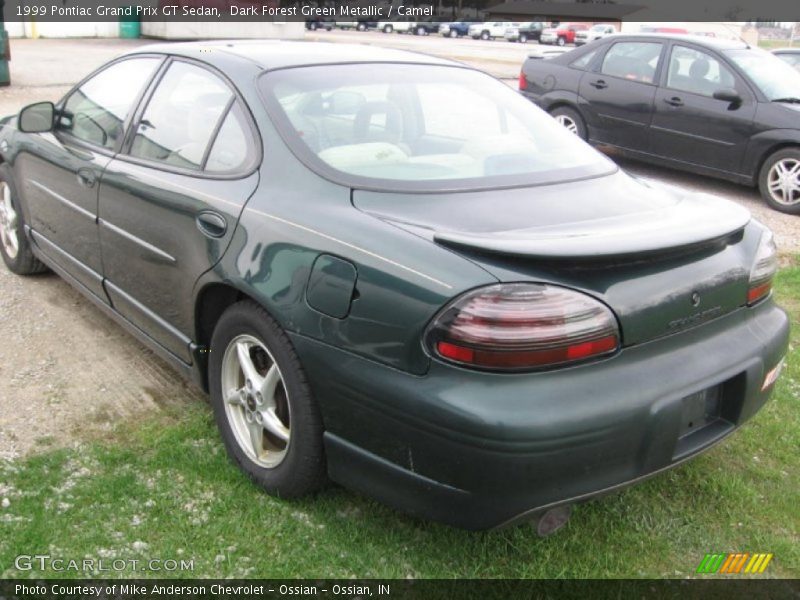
[[425, 283, 619, 371], [748, 230, 777, 305], [519, 71, 528, 91]]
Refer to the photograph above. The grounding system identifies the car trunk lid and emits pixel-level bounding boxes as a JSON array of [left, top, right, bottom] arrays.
[[353, 171, 754, 346]]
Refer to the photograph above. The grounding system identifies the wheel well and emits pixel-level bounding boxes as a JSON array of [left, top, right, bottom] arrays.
[[547, 101, 580, 118], [194, 283, 250, 390], [754, 143, 800, 186]]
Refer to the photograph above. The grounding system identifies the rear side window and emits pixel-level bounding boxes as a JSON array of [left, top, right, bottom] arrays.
[[571, 49, 599, 70], [601, 42, 662, 83], [60, 57, 160, 150], [205, 103, 252, 173], [130, 61, 233, 170]]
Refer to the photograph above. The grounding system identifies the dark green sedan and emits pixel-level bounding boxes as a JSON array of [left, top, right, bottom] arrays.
[[0, 41, 789, 532]]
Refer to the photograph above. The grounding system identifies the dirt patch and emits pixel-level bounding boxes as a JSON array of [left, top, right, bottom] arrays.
[[0, 268, 205, 460]]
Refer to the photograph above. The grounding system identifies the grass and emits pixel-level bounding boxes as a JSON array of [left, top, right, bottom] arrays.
[[1, 266, 798, 579]]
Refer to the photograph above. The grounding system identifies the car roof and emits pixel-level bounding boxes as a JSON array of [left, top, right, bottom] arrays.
[[125, 40, 459, 71], [602, 33, 749, 51]]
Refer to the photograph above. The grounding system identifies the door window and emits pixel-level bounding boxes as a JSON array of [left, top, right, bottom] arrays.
[[601, 42, 663, 83], [59, 58, 160, 150], [205, 103, 253, 173], [666, 45, 737, 96], [130, 61, 233, 170]]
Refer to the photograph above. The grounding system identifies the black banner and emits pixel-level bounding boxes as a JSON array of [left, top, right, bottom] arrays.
[[4, 0, 800, 24], [1, 579, 799, 600]]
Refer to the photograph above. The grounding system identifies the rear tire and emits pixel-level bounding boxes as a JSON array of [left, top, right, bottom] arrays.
[[209, 301, 327, 498], [383, 24, 393, 34], [0, 165, 47, 276], [550, 106, 587, 140], [481, 31, 490, 41], [357, 22, 366, 32], [449, 29, 457, 38], [758, 148, 800, 214]]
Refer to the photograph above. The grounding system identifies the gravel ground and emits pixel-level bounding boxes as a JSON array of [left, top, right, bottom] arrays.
[[0, 35, 797, 460]]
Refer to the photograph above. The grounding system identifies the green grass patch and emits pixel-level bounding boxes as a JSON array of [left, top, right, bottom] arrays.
[[1, 269, 799, 579]]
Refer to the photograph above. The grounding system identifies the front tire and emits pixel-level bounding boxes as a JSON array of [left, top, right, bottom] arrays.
[[209, 301, 326, 498], [383, 24, 393, 34], [480, 31, 490, 40], [550, 106, 587, 140], [449, 29, 458, 38], [519, 33, 528, 43], [0, 165, 47, 276], [557, 36, 566, 46], [759, 148, 800, 214], [357, 22, 366, 32]]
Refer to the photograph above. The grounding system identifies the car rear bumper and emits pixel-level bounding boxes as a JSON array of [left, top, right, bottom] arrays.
[[291, 300, 789, 530]]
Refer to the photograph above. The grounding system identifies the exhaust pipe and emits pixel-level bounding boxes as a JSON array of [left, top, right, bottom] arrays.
[[535, 505, 572, 537]]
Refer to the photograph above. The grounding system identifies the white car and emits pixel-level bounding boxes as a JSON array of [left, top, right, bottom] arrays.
[[469, 22, 518, 40], [378, 18, 416, 34], [575, 24, 617, 46]]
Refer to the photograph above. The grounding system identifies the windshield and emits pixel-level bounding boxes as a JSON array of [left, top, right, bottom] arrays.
[[726, 48, 800, 100], [259, 64, 612, 190]]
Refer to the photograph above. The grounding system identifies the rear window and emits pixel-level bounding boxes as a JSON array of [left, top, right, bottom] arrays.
[[259, 64, 613, 191]]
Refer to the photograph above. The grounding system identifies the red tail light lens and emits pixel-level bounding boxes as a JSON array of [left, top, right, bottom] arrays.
[[748, 230, 777, 305], [519, 71, 528, 91], [426, 284, 619, 371]]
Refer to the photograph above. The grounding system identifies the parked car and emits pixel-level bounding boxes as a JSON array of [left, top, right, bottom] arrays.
[[1, 42, 788, 532], [378, 18, 416, 34], [305, 19, 334, 32], [773, 48, 800, 71], [439, 21, 470, 38], [469, 21, 518, 41], [411, 19, 440, 36], [575, 23, 617, 46], [505, 22, 545, 44], [334, 21, 376, 32], [520, 34, 800, 213], [540, 22, 590, 46]]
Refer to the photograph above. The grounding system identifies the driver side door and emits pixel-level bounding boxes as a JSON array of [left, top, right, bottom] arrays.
[[15, 56, 162, 300]]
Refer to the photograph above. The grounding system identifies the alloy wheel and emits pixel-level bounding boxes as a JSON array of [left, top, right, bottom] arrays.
[[555, 115, 579, 135], [222, 334, 291, 468], [0, 182, 19, 260], [767, 158, 800, 206]]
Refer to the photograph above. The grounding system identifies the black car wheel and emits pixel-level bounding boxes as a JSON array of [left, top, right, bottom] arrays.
[[357, 22, 366, 31], [308, 22, 318, 31], [416, 26, 426, 36], [759, 148, 800, 214], [481, 31, 490, 41], [550, 106, 587, 140], [519, 33, 528, 43], [449, 29, 458, 38], [557, 36, 566, 46], [210, 301, 327, 497], [383, 24, 393, 34], [0, 166, 47, 276]]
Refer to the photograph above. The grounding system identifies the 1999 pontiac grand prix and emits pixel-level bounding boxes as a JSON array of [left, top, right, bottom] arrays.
[[0, 41, 789, 531]]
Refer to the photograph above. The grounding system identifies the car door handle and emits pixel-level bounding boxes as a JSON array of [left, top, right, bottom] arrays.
[[589, 79, 608, 89], [196, 211, 227, 238], [76, 168, 96, 188], [664, 96, 684, 107]]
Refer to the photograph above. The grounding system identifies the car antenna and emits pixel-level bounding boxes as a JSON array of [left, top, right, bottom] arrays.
[[722, 22, 750, 49]]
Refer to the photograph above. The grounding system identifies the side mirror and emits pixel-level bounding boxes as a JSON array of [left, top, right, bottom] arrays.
[[712, 88, 742, 107], [19, 102, 56, 133]]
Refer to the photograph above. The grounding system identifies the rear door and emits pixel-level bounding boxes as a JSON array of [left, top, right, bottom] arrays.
[[578, 40, 664, 149], [97, 59, 259, 361], [649, 43, 757, 175], [14, 57, 161, 300]]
